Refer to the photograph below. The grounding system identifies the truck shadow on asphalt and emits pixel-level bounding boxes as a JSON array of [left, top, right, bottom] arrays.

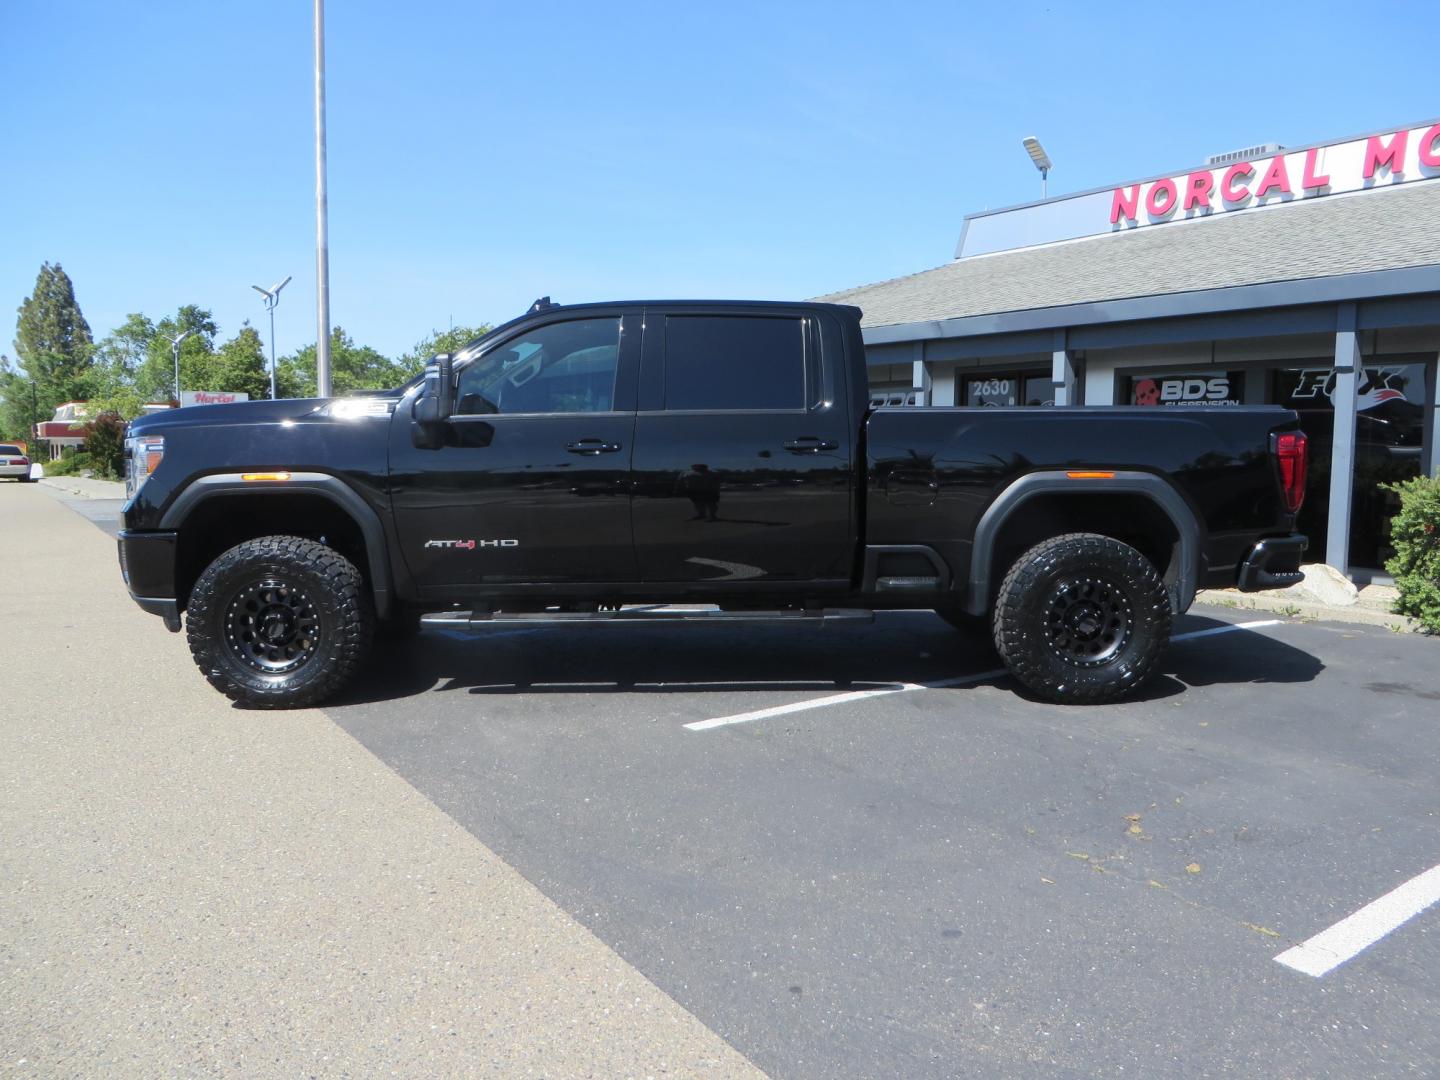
[[326, 613, 1324, 709]]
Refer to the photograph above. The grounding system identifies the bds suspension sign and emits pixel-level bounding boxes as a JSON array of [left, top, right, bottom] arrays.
[[1110, 122, 1440, 228]]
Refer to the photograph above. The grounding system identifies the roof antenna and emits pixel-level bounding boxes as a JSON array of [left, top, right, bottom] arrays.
[[529, 296, 557, 314]]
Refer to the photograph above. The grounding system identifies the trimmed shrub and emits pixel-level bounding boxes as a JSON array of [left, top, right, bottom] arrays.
[[1384, 474, 1440, 633]]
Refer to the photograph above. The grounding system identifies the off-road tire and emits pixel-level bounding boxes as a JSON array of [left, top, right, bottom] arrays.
[[186, 535, 373, 708], [992, 532, 1171, 705]]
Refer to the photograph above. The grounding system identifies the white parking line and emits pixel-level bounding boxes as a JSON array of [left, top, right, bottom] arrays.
[[1275, 863, 1440, 977], [683, 618, 1284, 732]]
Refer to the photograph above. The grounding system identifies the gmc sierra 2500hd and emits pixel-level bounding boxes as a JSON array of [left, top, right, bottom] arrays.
[[116, 299, 1308, 708]]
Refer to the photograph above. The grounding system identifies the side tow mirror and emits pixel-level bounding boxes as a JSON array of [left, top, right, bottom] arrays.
[[411, 353, 455, 449]]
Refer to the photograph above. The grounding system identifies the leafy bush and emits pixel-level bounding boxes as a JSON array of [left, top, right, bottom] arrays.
[[41, 451, 92, 476], [1384, 474, 1440, 633], [84, 412, 127, 480]]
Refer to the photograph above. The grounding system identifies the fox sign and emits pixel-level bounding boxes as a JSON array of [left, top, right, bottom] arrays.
[[1111, 122, 1440, 228]]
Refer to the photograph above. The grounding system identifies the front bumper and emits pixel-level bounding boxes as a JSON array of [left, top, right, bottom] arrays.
[[1236, 535, 1307, 592], [118, 529, 182, 631]]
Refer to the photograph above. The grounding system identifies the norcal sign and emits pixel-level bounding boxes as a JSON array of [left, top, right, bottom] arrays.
[[1109, 122, 1440, 229], [957, 119, 1440, 258]]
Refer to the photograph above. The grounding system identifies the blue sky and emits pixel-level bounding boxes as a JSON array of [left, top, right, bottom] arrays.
[[3, 0, 1437, 363]]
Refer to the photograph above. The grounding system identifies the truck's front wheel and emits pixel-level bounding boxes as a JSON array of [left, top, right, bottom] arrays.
[[186, 535, 373, 708], [992, 533, 1171, 705]]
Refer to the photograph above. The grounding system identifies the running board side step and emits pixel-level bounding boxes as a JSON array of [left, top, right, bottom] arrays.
[[421, 607, 876, 627]]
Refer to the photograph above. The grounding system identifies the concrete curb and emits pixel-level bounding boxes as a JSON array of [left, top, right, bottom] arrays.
[[39, 475, 126, 499], [1195, 589, 1423, 632]]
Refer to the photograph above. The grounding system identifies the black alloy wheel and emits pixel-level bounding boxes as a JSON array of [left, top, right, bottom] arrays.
[[1042, 574, 1134, 667], [224, 579, 322, 675]]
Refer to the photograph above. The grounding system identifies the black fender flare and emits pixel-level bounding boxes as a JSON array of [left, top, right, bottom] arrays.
[[962, 470, 1202, 617], [159, 471, 393, 618]]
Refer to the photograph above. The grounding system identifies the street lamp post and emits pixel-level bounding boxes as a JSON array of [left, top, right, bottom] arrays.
[[167, 328, 200, 405], [1022, 135, 1053, 198], [314, 0, 332, 397], [252, 276, 293, 399]]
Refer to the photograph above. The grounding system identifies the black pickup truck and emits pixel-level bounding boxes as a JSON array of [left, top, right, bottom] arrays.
[[117, 299, 1308, 708]]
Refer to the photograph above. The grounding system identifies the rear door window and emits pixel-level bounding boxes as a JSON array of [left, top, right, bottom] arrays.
[[663, 315, 805, 411]]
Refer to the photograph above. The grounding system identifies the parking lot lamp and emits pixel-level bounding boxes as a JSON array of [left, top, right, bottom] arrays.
[[1022, 136, 1053, 198], [168, 328, 200, 405], [252, 276, 293, 399]]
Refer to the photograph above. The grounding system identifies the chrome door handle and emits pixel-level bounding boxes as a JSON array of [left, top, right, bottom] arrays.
[[565, 440, 622, 455]]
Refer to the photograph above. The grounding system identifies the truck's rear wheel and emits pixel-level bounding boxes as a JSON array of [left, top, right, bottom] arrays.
[[992, 533, 1171, 705], [186, 535, 373, 708]]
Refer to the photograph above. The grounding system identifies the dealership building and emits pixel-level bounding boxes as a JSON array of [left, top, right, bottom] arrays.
[[821, 119, 1440, 579]]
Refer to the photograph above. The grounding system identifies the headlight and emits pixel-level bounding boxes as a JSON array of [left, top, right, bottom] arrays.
[[124, 434, 164, 500]]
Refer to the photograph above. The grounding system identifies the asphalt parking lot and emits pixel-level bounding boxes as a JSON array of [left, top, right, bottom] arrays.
[[323, 611, 1439, 1078], [24, 484, 1440, 1077]]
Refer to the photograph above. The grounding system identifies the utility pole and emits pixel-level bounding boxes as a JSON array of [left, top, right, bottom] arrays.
[[314, 0, 332, 397]]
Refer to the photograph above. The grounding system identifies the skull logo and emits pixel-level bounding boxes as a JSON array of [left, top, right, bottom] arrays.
[[1133, 378, 1160, 406]]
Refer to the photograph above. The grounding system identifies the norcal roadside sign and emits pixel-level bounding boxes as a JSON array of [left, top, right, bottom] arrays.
[[179, 391, 249, 407]]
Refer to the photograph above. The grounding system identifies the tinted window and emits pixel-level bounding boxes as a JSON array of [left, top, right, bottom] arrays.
[[456, 318, 619, 415], [0, 444, 21, 455], [664, 315, 805, 411]]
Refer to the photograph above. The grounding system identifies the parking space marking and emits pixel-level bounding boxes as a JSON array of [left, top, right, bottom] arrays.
[[1275, 863, 1440, 977], [684, 618, 1286, 732]]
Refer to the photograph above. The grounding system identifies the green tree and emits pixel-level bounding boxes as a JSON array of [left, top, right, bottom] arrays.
[[0, 355, 42, 441], [3, 263, 96, 446], [397, 324, 492, 378], [208, 324, 271, 400], [276, 327, 406, 398], [14, 262, 94, 388], [86, 313, 158, 420], [134, 306, 218, 402]]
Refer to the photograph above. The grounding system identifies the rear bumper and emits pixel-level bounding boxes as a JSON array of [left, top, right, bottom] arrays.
[[0, 463, 29, 477], [118, 529, 182, 631], [1236, 535, 1307, 592]]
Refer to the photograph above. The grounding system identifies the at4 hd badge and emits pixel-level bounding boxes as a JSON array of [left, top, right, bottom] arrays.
[[424, 539, 519, 549]]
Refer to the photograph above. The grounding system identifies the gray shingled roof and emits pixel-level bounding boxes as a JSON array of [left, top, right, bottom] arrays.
[[815, 181, 1440, 328]]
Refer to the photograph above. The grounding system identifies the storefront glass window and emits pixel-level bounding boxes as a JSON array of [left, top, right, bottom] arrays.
[[1126, 371, 1245, 407], [1273, 361, 1428, 570], [964, 372, 1051, 407]]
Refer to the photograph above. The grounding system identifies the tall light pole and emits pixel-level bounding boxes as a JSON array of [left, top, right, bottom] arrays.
[[167, 327, 200, 405], [252, 275, 293, 399], [313, 0, 332, 397], [1022, 135, 1053, 198]]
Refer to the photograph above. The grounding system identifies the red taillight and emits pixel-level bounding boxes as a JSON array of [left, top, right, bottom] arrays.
[[1274, 430, 1308, 514]]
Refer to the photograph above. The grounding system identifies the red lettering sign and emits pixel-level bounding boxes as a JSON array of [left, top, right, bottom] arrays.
[[1363, 131, 1407, 178], [1302, 147, 1331, 191], [1254, 154, 1292, 199], [1111, 184, 1140, 224], [1182, 171, 1214, 211], [1145, 178, 1178, 217], [1420, 124, 1440, 169], [1221, 162, 1254, 203]]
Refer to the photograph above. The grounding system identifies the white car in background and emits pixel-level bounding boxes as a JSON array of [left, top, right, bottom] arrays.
[[0, 443, 35, 482]]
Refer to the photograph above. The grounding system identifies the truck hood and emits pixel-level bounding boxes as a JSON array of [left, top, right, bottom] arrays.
[[126, 396, 385, 435]]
